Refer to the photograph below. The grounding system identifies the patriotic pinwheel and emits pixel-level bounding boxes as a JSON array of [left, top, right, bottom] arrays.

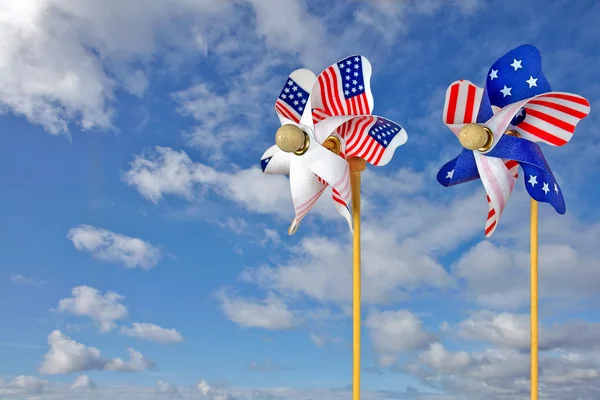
[[437, 44, 591, 237], [261, 55, 408, 234]]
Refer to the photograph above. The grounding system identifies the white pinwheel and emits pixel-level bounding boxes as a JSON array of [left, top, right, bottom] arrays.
[[261, 55, 408, 234]]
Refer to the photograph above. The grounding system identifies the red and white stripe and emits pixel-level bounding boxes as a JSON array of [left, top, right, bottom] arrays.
[[484, 159, 519, 237], [336, 116, 386, 165], [311, 61, 372, 123], [515, 92, 590, 147], [274, 98, 301, 124], [444, 80, 484, 125]]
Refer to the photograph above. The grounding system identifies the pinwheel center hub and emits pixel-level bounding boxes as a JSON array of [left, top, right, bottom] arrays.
[[275, 124, 309, 155], [323, 135, 342, 155], [458, 123, 493, 151]]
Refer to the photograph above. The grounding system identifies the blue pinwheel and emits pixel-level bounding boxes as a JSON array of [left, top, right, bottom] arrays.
[[437, 44, 590, 237]]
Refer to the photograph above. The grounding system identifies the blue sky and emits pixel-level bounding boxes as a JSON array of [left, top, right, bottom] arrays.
[[0, 0, 599, 399]]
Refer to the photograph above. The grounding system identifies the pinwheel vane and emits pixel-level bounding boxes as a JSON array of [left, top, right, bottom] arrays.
[[261, 55, 408, 400], [436, 44, 591, 399]]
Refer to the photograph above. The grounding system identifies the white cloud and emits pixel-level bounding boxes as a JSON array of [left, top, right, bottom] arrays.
[[71, 375, 96, 391], [366, 309, 434, 367], [453, 217, 600, 310], [123, 146, 294, 216], [156, 380, 178, 397], [242, 232, 453, 306], [9, 274, 46, 286], [120, 323, 184, 344], [217, 291, 299, 330], [56, 285, 128, 333], [39, 330, 155, 375], [0, 0, 229, 134], [67, 225, 163, 269], [0, 375, 47, 395], [452, 310, 600, 352]]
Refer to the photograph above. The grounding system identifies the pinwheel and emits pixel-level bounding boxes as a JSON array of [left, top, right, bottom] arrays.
[[260, 55, 408, 400], [436, 44, 591, 399]]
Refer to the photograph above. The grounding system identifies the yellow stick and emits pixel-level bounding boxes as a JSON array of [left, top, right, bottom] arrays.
[[349, 157, 366, 400], [530, 199, 539, 400]]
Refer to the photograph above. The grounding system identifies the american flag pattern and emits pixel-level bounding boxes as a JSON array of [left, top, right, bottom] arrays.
[[263, 68, 353, 232], [336, 116, 408, 166], [274, 71, 311, 125], [311, 55, 374, 124], [262, 55, 409, 234], [439, 44, 590, 238], [309, 55, 406, 221], [443, 80, 520, 237], [485, 44, 591, 147]]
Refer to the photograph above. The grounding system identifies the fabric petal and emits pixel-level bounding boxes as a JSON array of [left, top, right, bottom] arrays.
[[288, 156, 327, 233], [311, 55, 374, 125], [260, 145, 290, 175], [482, 92, 590, 151], [486, 135, 565, 214], [274, 69, 316, 126], [486, 44, 552, 108], [443, 80, 488, 134], [473, 153, 517, 237], [335, 115, 407, 166], [436, 148, 480, 187]]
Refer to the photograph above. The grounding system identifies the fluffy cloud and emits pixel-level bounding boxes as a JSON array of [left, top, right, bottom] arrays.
[[67, 225, 163, 269], [0, 0, 230, 134], [71, 375, 97, 391], [120, 323, 184, 344], [40, 330, 155, 375], [0, 375, 47, 395], [452, 310, 600, 352], [366, 310, 434, 367], [217, 291, 299, 330], [56, 286, 128, 333], [123, 147, 293, 215], [453, 217, 600, 309]]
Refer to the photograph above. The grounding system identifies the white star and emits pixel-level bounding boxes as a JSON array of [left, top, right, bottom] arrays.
[[500, 85, 512, 97], [292, 86, 298, 91], [354, 64, 359, 69], [294, 100, 299, 105], [347, 60, 352, 65], [352, 87, 357, 93], [510, 59, 523, 71], [354, 56, 359, 61], [297, 92, 303, 97], [526, 76, 538, 88], [354, 72, 359, 77], [345, 83, 350, 88], [446, 169, 455, 179], [345, 75, 350, 81], [542, 182, 550, 194], [301, 99, 306, 104], [528, 175, 538, 187], [352, 79, 357, 85], [489, 69, 498, 80], [346, 68, 351, 73], [299, 106, 303, 111], [281, 94, 287, 99], [377, 135, 381, 139], [383, 140, 388, 145], [284, 88, 290, 93], [289, 94, 294, 99], [345, 90, 350, 96], [517, 108, 525, 117], [287, 80, 293, 86], [554, 183, 559, 194]]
